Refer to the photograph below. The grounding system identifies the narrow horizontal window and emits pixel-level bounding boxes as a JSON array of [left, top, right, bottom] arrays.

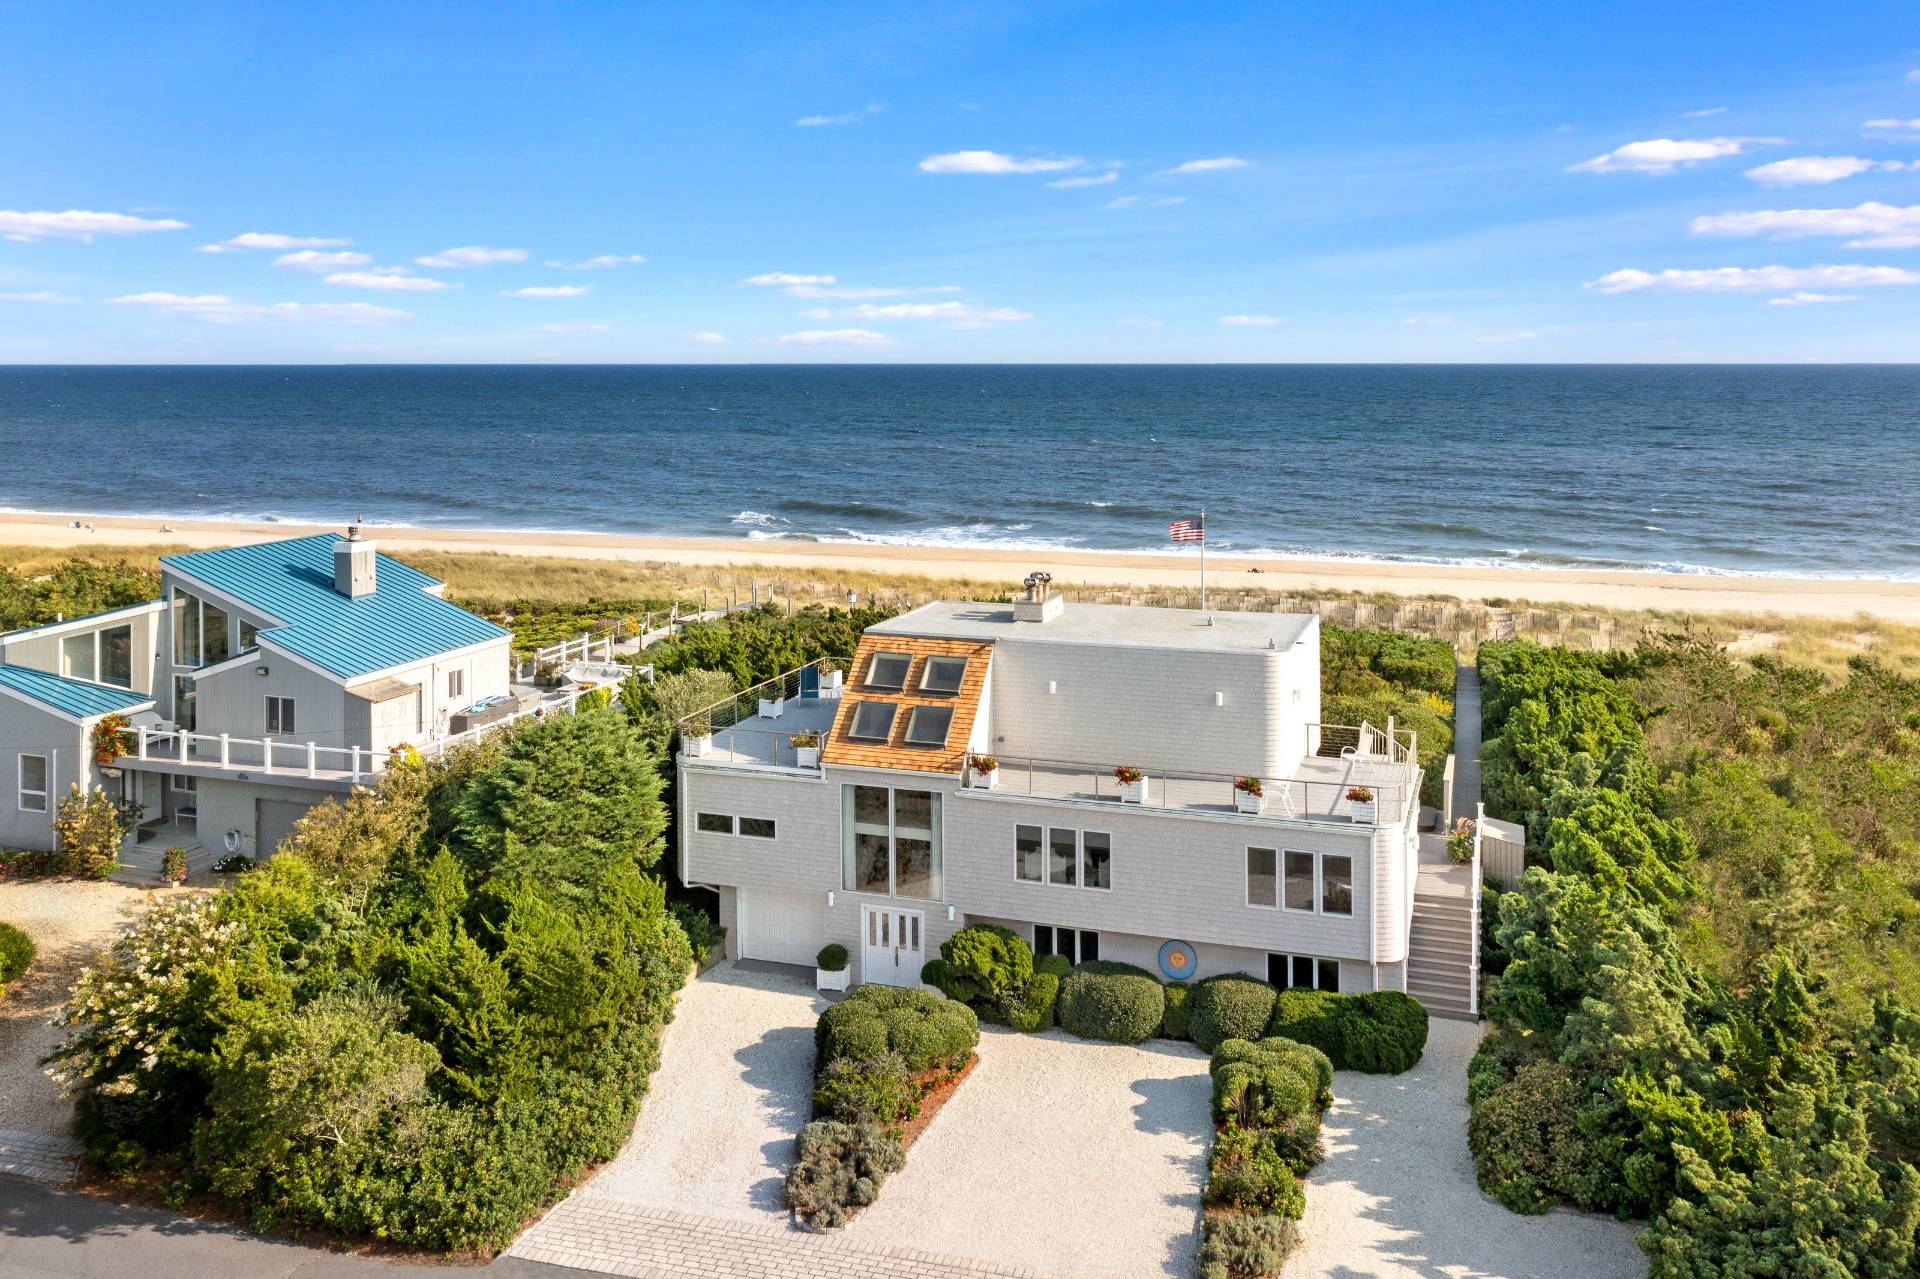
[[696, 812, 734, 835], [738, 817, 776, 839], [919, 655, 967, 694], [903, 705, 953, 748], [864, 652, 912, 691], [848, 701, 898, 742]]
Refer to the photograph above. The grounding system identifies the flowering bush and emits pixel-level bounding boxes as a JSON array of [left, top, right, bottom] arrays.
[[1345, 786, 1374, 803], [91, 713, 133, 767], [52, 785, 134, 879], [1447, 817, 1476, 864], [160, 847, 188, 885]]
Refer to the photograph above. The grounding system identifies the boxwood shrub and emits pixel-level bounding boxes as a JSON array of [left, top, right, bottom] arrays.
[[0, 921, 34, 990], [1210, 1037, 1334, 1128], [816, 985, 979, 1073], [1189, 974, 1278, 1052], [1160, 980, 1190, 1040], [1034, 953, 1072, 979], [1267, 988, 1428, 1074], [1056, 965, 1165, 1044], [1004, 972, 1059, 1033], [934, 924, 1033, 1003]]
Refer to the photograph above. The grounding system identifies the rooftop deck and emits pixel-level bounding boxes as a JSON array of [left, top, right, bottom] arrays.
[[688, 696, 840, 770]]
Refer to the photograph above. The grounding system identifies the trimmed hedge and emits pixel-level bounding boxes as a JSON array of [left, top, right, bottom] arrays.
[[1035, 953, 1072, 979], [1161, 980, 1190, 1040], [1267, 988, 1428, 1074], [1056, 965, 1165, 1044], [1212, 1036, 1335, 1101], [0, 922, 33, 990], [812, 1052, 916, 1126], [816, 985, 979, 1074], [1189, 974, 1278, 1052], [1199, 1035, 1325, 1279], [1004, 972, 1059, 1033], [933, 924, 1033, 1003]]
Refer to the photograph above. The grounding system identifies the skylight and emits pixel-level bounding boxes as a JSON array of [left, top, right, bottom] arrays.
[[848, 701, 898, 742], [865, 651, 912, 691], [903, 705, 954, 748], [919, 655, 967, 695]]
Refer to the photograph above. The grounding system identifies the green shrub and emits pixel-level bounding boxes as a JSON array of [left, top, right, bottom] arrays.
[[1004, 972, 1059, 1033], [816, 985, 978, 1074], [669, 900, 727, 964], [1161, 980, 1190, 1039], [1056, 967, 1165, 1044], [1210, 1037, 1335, 1122], [1206, 1123, 1306, 1218], [1263, 1110, 1326, 1176], [1189, 975, 1277, 1052], [816, 942, 849, 972], [1338, 991, 1427, 1072], [52, 785, 129, 878], [0, 921, 34, 988], [812, 1053, 915, 1126], [1035, 953, 1072, 979], [934, 925, 1033, 1003], [783, 1119, 905, 1230], [918, 957, 963, 999], [1265, 988, 1343, 1057], [1467, 1060, 1613, 1214], [1196, 1211, 1299, 1279], [1075, 958, 1157, 979]]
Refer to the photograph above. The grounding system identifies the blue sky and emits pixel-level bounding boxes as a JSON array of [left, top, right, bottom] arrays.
[[2, 1, 1917, 362]]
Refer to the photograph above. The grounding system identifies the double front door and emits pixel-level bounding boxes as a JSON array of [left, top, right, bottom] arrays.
[[861, 904, 925, 987]]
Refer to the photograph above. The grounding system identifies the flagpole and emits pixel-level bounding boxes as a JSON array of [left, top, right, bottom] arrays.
[[1200, 507, 1207, 612]]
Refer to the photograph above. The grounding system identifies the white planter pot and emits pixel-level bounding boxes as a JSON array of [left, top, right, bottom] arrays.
[[1119, 778, 1149, 804], [795, 745, 821, 768], [1349, 800, 1376, 824], [816, 966, 850, 993], [1234, 791, 1262, 814], [819, 670, 844, 698], [685, 733, 712, 758], [972, 768, 999, 790]]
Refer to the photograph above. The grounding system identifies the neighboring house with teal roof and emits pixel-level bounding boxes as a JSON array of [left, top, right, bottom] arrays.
[[0, 528, 521, 865]]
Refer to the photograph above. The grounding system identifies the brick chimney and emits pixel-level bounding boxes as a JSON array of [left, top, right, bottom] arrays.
[[333, 524, 377, 598]]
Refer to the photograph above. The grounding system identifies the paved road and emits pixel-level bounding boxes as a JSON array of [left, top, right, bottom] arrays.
[[0, 1178, 591, 1279]]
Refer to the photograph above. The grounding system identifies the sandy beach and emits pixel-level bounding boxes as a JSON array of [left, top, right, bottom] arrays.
[[6, 509, 1920, 623]]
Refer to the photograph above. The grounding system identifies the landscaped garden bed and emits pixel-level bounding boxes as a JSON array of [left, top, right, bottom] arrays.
[[784, 983, 980, 1230]]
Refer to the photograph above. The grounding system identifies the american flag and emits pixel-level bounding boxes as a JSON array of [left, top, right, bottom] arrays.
[[1169, 516, 1205, 543]]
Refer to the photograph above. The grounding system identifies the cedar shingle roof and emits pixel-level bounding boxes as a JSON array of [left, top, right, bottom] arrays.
[[821, 634, 992, 774]]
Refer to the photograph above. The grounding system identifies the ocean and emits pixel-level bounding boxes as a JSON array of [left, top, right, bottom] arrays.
[[2, 364, 1916, 579]]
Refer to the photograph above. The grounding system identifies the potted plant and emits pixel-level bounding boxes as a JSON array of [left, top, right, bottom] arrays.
[[159, 846, 189, 887], [1114, 765, 1149, 804], [970, 754, 1000, 790], [1346, 785, 1376, 823], [1447, 816, 1477, 864], [816, 942, 850, 994], [92, 712, 132, 772], [817, 660, 844, 697], [1233, 775, 1263, 814], [683, 714, 713, 758], [791, 728, 823, 768]]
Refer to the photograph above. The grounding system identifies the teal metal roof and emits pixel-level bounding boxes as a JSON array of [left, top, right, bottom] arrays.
[[0, 664, 153, 720], [161, 535, 509, 681]]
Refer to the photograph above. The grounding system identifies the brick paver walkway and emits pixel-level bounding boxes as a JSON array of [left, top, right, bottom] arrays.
[[508, 1195, 1054, 1279], [0, 1128, 83, 1183]]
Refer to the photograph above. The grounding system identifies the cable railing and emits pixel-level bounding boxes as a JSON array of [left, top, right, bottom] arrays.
[[676, 658, 847, 738], [1307, 719, 1419, 766]]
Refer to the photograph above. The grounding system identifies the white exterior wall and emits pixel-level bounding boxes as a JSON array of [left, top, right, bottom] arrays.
[[196, 657, 350, 748], [0, 695, 86, 851], [349, 638, 512, 750], [193, 776, 329, 860], [0, 603, 165, 696]]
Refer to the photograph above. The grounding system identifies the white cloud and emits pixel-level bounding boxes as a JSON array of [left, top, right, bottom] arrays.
[[325, 270, 453, 292], [918, 150, 1082, 174], [742, 272, 836, 287], [1569, 136, 1779, 174], [1865, 119, 1920, 130], [537, 321, 612, 333], [111, 292, 407, 325], [1048, 172, 1118, 189], [1682, 107, 1729, 118], [0, 209, 189, 243], [543, 253, 646, 270], [796, 104, 882, 127], [688, 331, 727, 345], [1744, 156, 1894, 186], [1105, 195, 1187, 210], [1217, 314, 1285, 327], [787, 284, 955, 299], [1402, 315, 1457, 326], [1909, 70, 1920, 83], [1767, 291, 1862, 306], [273, 249, 372, 272], [1475, 331, 1539, 342], [415, 245, 528, 268], [0, 290, 79, 303], [776, 328, 893, 347], [501, 285, 590, 298], [1586, 264, 1920, 293], [1689, 202, 1920, 247], [842, 301, 1031, 329], [198, 230, 346, 253], [1162, 156, 1249, 174]]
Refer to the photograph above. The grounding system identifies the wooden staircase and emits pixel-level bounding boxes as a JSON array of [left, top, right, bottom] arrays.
[[1407, 876, 1477, 1020]]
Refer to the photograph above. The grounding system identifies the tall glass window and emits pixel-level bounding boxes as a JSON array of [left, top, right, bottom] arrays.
[[202, 606, 230, 665], [1247, 847, 1278, 908], [1321, 854, 1354, 916], [1015, 824, 1043, 882], [842, 784, 942, 899], [174, 591, 201, 667], [173, 674, 197, 732], [893, 789, 940, 899], [1047, 827, 1078, 886], [1082, 831, 1111, 890], [844, 785, 892, 895], [100, 625, 133, 687], [1284, 851, 1316, 911], [62, 633, 96, 681]]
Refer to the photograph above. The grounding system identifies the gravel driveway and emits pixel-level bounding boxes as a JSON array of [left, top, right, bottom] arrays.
[[1283, 1017, 1647, 1279]]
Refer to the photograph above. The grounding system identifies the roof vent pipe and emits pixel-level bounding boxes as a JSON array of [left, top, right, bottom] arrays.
[[1013, 571, 1064, 624], [333, 523, 378, 598]]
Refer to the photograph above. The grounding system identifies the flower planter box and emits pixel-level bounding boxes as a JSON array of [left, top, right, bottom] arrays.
[[971, 767, 999, 790], [1349, 800, 1376, 824], [1234, 791, 1262, 815], [1118, 779, 1149, 804], [796, 745, 821, 768], [816, 966, 850, 993], [685, 733, 713, 758]]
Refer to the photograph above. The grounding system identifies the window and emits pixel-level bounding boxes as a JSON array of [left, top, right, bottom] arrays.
[[1268, 953, 1340, 993], [903, 705, 953, 748], [1321, 854, 1354, 916], [1034, 925, 1099, 965], [171, 773, 197, 793], [1048, 827, 1078, 887], [101, 625, 132, 687], [265, 695, 296, 735], [63, 632, 96, 681], [172, 674, 197, 732], [696, 812, 735, 834], [1015, 824, 1043, 882], [848, 701, 898, 742], [448, 668, 465, 700], [1247, 847, 1278, 908], [864, 651, 912, 691], [18, 754, 48, 813], [175, 591, 201, 667], [1284, 850, 1316, 912], [239, 620, 258, 650], [919, 655, 967, 694], [739, 816, 776, 839], [1082, 831, 1112, 891], [841, 784, 942, 899], [202, 606, 230, 665]]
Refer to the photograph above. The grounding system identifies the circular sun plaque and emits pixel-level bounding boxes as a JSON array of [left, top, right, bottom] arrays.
[[1158, 939, 1198, 981]]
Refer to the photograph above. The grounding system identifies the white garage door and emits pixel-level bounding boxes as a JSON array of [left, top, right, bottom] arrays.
[[738, 888, 827, 968]]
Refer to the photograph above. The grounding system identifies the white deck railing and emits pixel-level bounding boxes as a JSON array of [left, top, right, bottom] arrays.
[[128, 687, 590, 784]]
